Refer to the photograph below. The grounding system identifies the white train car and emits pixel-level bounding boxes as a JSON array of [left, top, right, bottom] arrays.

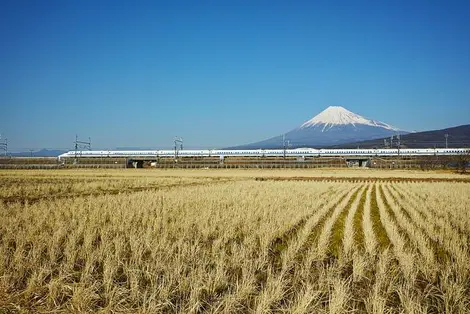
[[58, 148, 469, 160]]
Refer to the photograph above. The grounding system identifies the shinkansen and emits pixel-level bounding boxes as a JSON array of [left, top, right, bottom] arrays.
[[58, 148, 469, 160]]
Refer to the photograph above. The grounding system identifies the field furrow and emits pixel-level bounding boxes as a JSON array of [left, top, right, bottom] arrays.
[[391, 184, 469, 269], [385, 185, 449, 263], [287, 185, 353, 265], [391, 184, 447, 240], [395, 183, 469, 241], [377, 185, 413, 250], [369, 185, 391, 251], [343, 186, 368, 256], [316, 185, 364, 259], [375, 184, 415, 278], [255, 184, 353, 311], [266, 184, 351, 273], [361, 184, 377, 256], [393, 184, 468, 246], [381, 184, 437, 270], [245, 183, 351, 311]]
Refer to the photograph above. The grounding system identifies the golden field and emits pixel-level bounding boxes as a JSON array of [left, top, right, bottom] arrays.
[[0, 169, 469, 313]]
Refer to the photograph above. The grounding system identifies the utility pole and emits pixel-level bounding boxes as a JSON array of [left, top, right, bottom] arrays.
[[445, 134, 449, 149], [397, 134, 400, 156], [283, 134, 286, 159], [282, 135, 291, 160]]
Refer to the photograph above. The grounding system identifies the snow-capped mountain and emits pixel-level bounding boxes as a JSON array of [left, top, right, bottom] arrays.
[[300, 106, 398, 132], [232, 106, 408, 149]]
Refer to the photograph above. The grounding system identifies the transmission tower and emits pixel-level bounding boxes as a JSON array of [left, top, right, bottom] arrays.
[[0, 134, 7, 157], [174, 136, 183, 160]]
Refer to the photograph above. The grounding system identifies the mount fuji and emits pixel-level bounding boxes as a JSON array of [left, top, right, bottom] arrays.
[[232, 106, 408, 149]]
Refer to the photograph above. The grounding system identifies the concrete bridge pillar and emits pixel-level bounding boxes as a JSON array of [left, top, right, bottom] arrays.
[[129, 160, 144, 168]]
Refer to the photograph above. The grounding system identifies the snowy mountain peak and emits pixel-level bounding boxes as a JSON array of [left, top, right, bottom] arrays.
[[300, 106, 398, 132]]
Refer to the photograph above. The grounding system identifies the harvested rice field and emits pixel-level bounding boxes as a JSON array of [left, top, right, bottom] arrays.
[[0, 169, 469, 313]]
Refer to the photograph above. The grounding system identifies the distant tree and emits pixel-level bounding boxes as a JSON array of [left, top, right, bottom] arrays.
[[455, 150, 470, 174], [439, 155, 453, 169], [419, 156, 439, 170]]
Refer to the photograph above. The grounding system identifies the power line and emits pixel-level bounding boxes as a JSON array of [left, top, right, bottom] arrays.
[[74, 135, 92, 163]]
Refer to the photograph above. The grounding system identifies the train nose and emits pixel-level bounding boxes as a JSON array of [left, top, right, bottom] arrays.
[[57, 152, 71, 160]]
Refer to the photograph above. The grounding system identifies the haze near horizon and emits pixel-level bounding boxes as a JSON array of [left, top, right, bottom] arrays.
[[1, 1, 469, 151]]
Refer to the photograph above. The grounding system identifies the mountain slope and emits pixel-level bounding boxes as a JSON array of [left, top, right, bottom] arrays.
[[10, 149, 67, 157], [328, 124, 470, 149], [232, 106, 407, 149]]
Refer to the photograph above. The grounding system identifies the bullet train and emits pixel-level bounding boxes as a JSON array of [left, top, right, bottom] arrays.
[[58, 148, 469, 160]]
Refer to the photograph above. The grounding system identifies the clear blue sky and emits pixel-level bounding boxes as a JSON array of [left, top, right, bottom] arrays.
[[1, 0, 469, 150]]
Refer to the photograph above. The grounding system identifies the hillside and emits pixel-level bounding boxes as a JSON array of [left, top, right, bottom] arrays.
[[328, 124, 470, 149]]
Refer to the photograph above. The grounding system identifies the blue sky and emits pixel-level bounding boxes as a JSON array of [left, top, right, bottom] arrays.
[[1, 0, 469, 150]]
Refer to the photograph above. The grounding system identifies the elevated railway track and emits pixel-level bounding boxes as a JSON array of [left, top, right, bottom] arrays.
[[53, 147, 468, 169], [1, 148, 467, 169]]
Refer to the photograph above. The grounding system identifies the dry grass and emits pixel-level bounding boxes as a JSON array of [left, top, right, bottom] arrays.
[[0, 169, 469, 313]]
